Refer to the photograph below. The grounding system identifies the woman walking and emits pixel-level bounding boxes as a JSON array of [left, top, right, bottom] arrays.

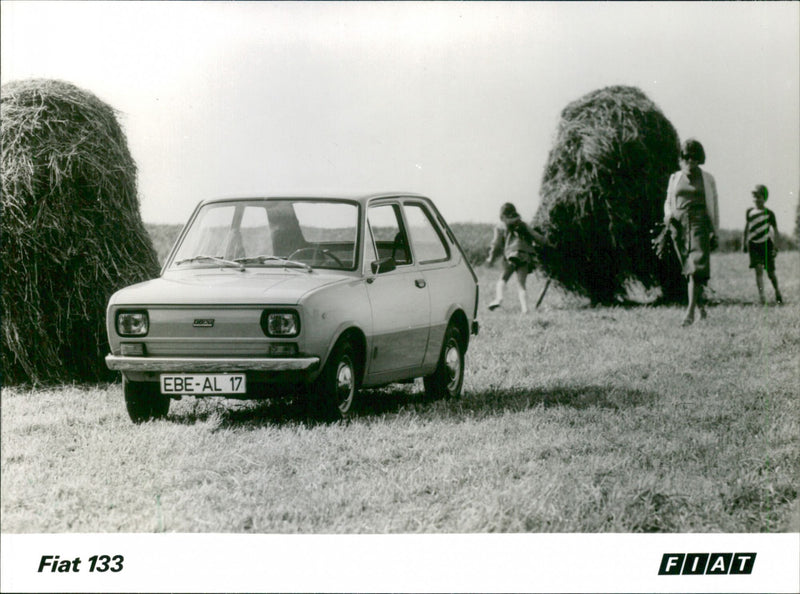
[[485, 202, 545, 314], [663, 138, 719, 326]]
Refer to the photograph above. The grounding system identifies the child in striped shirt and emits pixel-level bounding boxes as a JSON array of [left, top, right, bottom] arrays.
[[743, 184, 783, 305]]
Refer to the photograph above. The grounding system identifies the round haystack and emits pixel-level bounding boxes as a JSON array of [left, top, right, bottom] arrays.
[[1, 79, 160, 385], [531, 85, 684, 305]]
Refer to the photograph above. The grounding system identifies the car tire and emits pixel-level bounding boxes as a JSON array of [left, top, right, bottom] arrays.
[[312, 339, 358, 420], [124, 378, 170, 423], [424, 324, 464, 400]]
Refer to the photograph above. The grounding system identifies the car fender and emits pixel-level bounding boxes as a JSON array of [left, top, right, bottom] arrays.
[[423, 303, 471, 369], [298, 278, 372, 380], [320, 322, 369, 380]]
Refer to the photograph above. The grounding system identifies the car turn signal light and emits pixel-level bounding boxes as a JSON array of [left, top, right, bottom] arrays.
[[120, 343, 146, 356]]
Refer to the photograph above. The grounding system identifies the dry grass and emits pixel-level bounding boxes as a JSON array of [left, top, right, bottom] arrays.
[[2, 253, 797, 533]]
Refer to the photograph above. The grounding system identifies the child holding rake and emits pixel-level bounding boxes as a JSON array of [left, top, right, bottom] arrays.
[[485, 202, 545, 314]]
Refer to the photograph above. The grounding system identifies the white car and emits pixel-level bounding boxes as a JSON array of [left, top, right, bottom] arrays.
[[106, 193, 479, 422]]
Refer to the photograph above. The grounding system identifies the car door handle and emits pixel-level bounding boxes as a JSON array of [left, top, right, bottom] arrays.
[[415, 279, 426, 288]]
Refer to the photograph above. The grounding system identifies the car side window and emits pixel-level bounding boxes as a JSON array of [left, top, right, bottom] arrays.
[[367, 203, 412, 265], [403, 203, 450, 263]]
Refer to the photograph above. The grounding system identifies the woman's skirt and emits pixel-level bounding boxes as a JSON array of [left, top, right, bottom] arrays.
[[670, 200, 711, 282]]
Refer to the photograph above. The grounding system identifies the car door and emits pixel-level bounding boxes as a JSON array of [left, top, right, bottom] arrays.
[[401, 200, 467, 368], [364, 202, 430, 375]]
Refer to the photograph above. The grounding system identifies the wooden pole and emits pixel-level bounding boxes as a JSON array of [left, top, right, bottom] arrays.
[[535, 279, 551, 308]]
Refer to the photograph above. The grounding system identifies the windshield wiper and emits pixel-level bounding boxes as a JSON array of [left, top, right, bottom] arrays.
[[174, 255, 244, 270], [234, 254, 312, 272]]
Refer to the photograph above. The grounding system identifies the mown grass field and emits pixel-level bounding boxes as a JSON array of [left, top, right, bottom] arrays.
[[2, 230, 798, 533]]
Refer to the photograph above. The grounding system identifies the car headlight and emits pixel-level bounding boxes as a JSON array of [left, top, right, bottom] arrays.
[[261, 310, 300, 337], [116, 311, 149, 337]]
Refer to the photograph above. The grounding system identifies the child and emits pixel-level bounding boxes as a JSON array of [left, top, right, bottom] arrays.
[[743, 184, 783, 305], [485, 202, 545, 314]]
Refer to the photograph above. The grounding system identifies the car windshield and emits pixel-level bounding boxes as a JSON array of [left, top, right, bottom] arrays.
[[169, 199, 359, 271]]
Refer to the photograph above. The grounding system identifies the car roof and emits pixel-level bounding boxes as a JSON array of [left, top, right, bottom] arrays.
[[196, 193, 431, 208]]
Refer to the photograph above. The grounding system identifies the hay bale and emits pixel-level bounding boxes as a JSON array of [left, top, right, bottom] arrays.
[[532, 85, 684, 304], [1, 79, 160, 385]]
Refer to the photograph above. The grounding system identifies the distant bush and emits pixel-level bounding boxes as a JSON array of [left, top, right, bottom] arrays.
[[450, 224, 799, 267], [796, 192, 800, 248], [448, 222, 494, 266], [146, 223, 184, 265], [145, 221, 791, 272], [717, 228, 797, 253]]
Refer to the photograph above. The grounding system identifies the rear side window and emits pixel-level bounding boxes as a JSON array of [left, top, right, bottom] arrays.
[[403, 203, 450, 264]]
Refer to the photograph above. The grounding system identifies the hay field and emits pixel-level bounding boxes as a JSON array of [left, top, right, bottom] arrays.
[[1, 246, 797, 533]]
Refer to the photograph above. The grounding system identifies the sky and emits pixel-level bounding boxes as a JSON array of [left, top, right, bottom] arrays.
[[2, 1, 798, 231]]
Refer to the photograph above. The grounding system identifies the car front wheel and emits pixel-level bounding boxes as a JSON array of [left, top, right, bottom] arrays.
[[124, 378, 170, 423], [312, 339, 359, 420], [424, 324, 465, 400]]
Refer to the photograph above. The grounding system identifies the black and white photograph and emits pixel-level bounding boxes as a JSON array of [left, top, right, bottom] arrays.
[[1, 1, 798, 592]]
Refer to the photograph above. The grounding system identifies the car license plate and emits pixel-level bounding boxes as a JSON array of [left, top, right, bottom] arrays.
[[160, 374, 246, 395]]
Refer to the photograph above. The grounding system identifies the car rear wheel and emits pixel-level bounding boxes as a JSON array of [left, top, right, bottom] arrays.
[[424, 324, 464, 400], [124, 378, 170, 423], [312, 339, 358, 420]]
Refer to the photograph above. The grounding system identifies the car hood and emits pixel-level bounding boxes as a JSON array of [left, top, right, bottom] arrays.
[[108, 269, 353, 306]]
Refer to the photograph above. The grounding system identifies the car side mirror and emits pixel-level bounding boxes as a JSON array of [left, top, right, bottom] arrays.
[[371, 257, 396, 274]]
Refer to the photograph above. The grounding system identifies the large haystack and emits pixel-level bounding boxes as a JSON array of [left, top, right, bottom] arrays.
[[1, 79, 160, 384], [532, 85, 684, 304]]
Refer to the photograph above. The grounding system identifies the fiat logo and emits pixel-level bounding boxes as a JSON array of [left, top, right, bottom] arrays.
[[193, 319, 214, 328]]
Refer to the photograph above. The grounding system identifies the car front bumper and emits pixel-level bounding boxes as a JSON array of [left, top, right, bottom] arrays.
[[105, 354, 320, 373]]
